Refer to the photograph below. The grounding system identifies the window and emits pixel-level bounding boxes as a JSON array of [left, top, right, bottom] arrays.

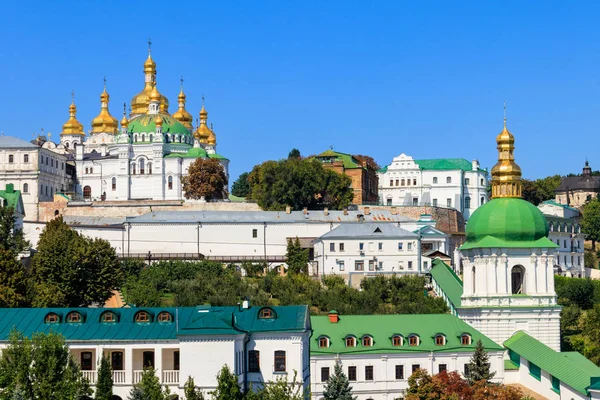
[[447, 198, 452, 207], [412, 364, 420, 374], [401, 179, 405, 186], [439, 364, 447, 373], [529, 361, 541, 381], [433, 177, 438, 184], [368, 260, 375, 271], [112, 177, 116, 191], [481, 178, 484, 185], [511, 265, 525, 294], [174, 351, 180, 370], [148, 163, 152, 175], [259, 308, 274, 319], [23, 183, 28, 193], [45, 313, 59, 324], [67, 312, 82, 323], [464, 196, 471, 209], [551, 375, 560, 394], [158, 312, 172, 322], [101, 312, 116, 323], [330, 243, 335, 252], [378, 242, 383, 251], [408, 335, 419, 346], [111, 351, 123, 371], [412, 198, 418, 206], [446, 177, 451, 183], [395, 365, 404, 379], [319, 337, 329, 348], [464, 364, 470, 376], [365, 366, 374, 381], [23, 154, 29, 163], [392, 335, 402, 346], [252, 229, 258, 238], [398, 242, 403, 251], [435, 335, 445, 345], [423, 261, 428, 269], [139, 159, 145, 175], [406, 179, 411, 186], [143, 351, 154, 368], [8, 155, 13, 163], [339, 243, 344, 252], [413, 179, 417, 185], [90, 167, 93, 174], [85, 167, 89, 174], [408, 261, 413, 270], [135, 311, 150, 323], [168, 176, 173, 190], [461, 334, 472, 345], [563, 239, 567, 248], [480, 196, 485, 206], [362, 336, 373, 347], [83, 186, 91, 200], [433, 199, 438, 206], [508, 349, 519, 365], [337, 260, 345, 271], [248, 350, 260, 372], [464, 178, 470, 185], [355, 261, 364, 271], [345, 336, 356, 347], [81, 351, 93, 371], [407, 242, 412, 251], [395, 179, 399, 186], [389, 180, 393, 186], [274, 351, 286, 372], [398, 261, 404, 270], [359, 243, 364, 251], [348, 366, 357, 381], [321, 367, 330, 382]]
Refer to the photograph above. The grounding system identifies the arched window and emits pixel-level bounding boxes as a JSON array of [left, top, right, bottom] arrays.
[[65, 142, 69, 149], [149, 134, 153, 142], [134, 311, 151, 323], [23, 183, 28, 193], [401, 179, 405, 186], [67, 312, 82, 323], [168, 176, 173, 190], [101, 311, 116, 323], [480, 196, 485, 206], [157, 312, 172, 322], [141, 134, 146, 142], [318, 337, 329, 348], [549, 222, 554, 231], [433, 177, 438, 184], [461, 334, 472, 345], [472, 266, 476, 294], [83, 186, 92, 200], [148, 163, 153, 175], [480, 178, 484, 185], [511, 265, 525, 294], [392, 335, 403, 346], [90, 168, 93, 174], [435, 334, 445, 346], [131, 163, 136, 175], [8, 155, 13, 163], [408, 335, 419, 346], [362, 336, 373, 347], [134, 134, 138, 142], [45, 313, 59, 324], [345, 336, 356, 347], [446, 177, 451, 184], [464, 197, 471, 209], [112, 177, 116, 191], [85, 167, 89, 174], [258, 308, 274, 319], [464, 178, 470, 186], [139, 159, 145, 175]]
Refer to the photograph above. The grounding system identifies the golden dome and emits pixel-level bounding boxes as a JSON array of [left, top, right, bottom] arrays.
[[172, 84, 193, 130], [193, 104, 216, 144], [130, 53, 169, 115], [491, 118, 522, 198], [150, 86, 161, 102], [91, 86, 119, 134], [144, 54, 156, 73], [154, 115, 163, 127], [120, 104, 129, 128], [61, 100, 85, 136]]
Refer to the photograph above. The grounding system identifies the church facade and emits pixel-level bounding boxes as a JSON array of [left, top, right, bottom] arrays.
[[57, 49, 228, 202]]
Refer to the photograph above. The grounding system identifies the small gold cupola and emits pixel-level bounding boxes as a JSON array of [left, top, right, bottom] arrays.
[[91, 79, 119, 134], [491, 111, 522, 199], [130, 40, 169, 116], [193, 98, 216, 145], [172, 77, 193, 130], [61, 92, 85, 136], [120, 103, 129, 128]]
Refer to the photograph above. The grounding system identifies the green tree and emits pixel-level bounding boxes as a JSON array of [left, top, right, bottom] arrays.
[[0, 206, 28, 253], [231, 172, 251, 198], [0, 249, 28, 307], [31, 217, 122, 307], [323, 361, 356, 400], [95, 355, 113, 400], [286, 237, 309, 274], [582, 199, 600, 250], [254, 371, 303, 400], [465, 340, 495, 384], [129, 368, 167, 400], [181, 158, 227, 201], [555, 275, 595, 309], [184, 376, 205, 400], [586, 252, 598, 269], [288, 149, 301, 159], [0, 330, 90, 400], [521, 175, 561, 206], [352, 154, 380, 170], [211, 365, 242, 400]]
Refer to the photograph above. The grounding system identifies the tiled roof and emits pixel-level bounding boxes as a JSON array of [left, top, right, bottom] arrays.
[[0, 305, 309, 341], [311, 314, 501, 356], [430, 259, 463, 308], [317, 222, 418, 240], [0, 136, 38, 148], [504, 331, 600, 395]]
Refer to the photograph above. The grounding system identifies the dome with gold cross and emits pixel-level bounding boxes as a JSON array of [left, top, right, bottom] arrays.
[[172, 80, 193, 130], [193, 104, 217, 145], [91, 83, 119, 134], [60, 97, 85, 136], [130, 52, 170, 116]]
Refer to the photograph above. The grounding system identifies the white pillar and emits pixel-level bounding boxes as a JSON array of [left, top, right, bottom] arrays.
[[125, 347, 133, 384]]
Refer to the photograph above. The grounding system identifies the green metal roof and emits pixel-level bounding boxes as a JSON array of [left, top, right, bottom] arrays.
[[310, 314, 502, 356], [414, 158, 476, 171], [541, 200, 580, 213], [504, 331, 600, 395], [165, 147, 208, 159], [0, 184, 24, 214], [128, 114, 191, 136], [208, 153, 229, 161], [316, 150, 363, 169], [0, 306, 309, 342], [430, 259, 463, 308], [504, 359, 519, 370]]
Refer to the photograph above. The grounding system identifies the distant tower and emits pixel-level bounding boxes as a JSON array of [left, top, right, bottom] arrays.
[[59, 92, 85, 149], [459, 115, 561, 351]]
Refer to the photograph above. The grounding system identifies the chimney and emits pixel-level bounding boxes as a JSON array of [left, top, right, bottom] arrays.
[[75, 143, 84, 161], [364, 206, 371, 215], [472, 159, 479, 171], [286, 205, 291, 214], [324, 207, 329, 216], [242, 298, 250, 309], [303, 207, 308, 215], [343, 208, 348, 215], [328, 310, 339, 323], [391, 206, 398, 215]]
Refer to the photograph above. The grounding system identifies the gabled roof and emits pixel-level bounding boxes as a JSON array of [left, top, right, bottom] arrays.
[[0, 184, 24, 216], [504, 331, 600, 396], [414, 225, 450, 237], [0, 136, 38, 148], [316, 222, 418, 240], [556, 176, 600, 192], [0, 305, 309, 341], [540, 200, 580, 213], [430, 259, 463, 308], [311, 313, 501, 356], [316, 150, 363, 169]]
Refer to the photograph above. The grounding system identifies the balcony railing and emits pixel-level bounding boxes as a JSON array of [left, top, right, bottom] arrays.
[[162, 370, 179, 384], [133, 370, 143, 384], [82, 370, 97, 384], [113, 370, 126, 384], [80, 369, 178, 386]]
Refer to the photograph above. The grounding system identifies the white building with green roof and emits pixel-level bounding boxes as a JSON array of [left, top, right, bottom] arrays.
[[377, 153, 488, 220]]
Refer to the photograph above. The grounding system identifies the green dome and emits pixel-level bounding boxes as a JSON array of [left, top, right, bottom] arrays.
[[461, 198, 557, 250], [127, 114, 191, 136]]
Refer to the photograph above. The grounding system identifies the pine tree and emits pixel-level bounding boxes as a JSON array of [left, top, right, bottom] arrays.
[[95, 355, 113, 400], [184, 376, 204, 400], [466, 339, 496, 384], [323, 361, 356, 400], [127, 386, 145, 400]]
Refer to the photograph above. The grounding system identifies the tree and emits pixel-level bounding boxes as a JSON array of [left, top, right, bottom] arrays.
[[521, 175, 561, 206], [30, 217, 123, 307], [323, 361, 356, 400], [182, 158, 227, 201], [129, 368, 167, 400], [254, 371, 303, 400], [0, 249, 28, 307], [353, 154, 380, 170], [288, 149, 301, 159], [555, 275, 595, 309], [0, 330, 90, 400], [582, 199, 600, 250], [211, 365, 242, 400], [0, 206, 28, 253], [95, 355, 113, 400], [465, 340, 495, 384], [184, 376, 204, 400], [231, 172, 251, 198], [586, 252, 598, 269], [286, 237, 309, 274]]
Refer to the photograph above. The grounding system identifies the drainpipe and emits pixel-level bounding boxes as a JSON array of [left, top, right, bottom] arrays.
[[263, 222, 267, 264], [232, 311, 252, 393]]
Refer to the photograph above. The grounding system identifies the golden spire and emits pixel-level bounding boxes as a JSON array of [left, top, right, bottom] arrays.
[[131, 40, 169, 116], [193, 97, 216, 145], [91, 78, 119, 134], [154, 114, 163, 127], [150, 85, 161, 102], [172, 76, 193, 130], [491, 103, 522, 198], [61, 91, 85, 136], [120, 103, 129, 128]]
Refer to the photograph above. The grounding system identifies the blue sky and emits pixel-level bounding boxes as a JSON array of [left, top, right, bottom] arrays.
[[1, 1, 598, 182]]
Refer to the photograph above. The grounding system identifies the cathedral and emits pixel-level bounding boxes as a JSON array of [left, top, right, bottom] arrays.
[[56, 47, 229, 201]]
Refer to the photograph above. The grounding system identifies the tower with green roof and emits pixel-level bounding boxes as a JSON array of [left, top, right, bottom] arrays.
[[458, 118, 561, 351]]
